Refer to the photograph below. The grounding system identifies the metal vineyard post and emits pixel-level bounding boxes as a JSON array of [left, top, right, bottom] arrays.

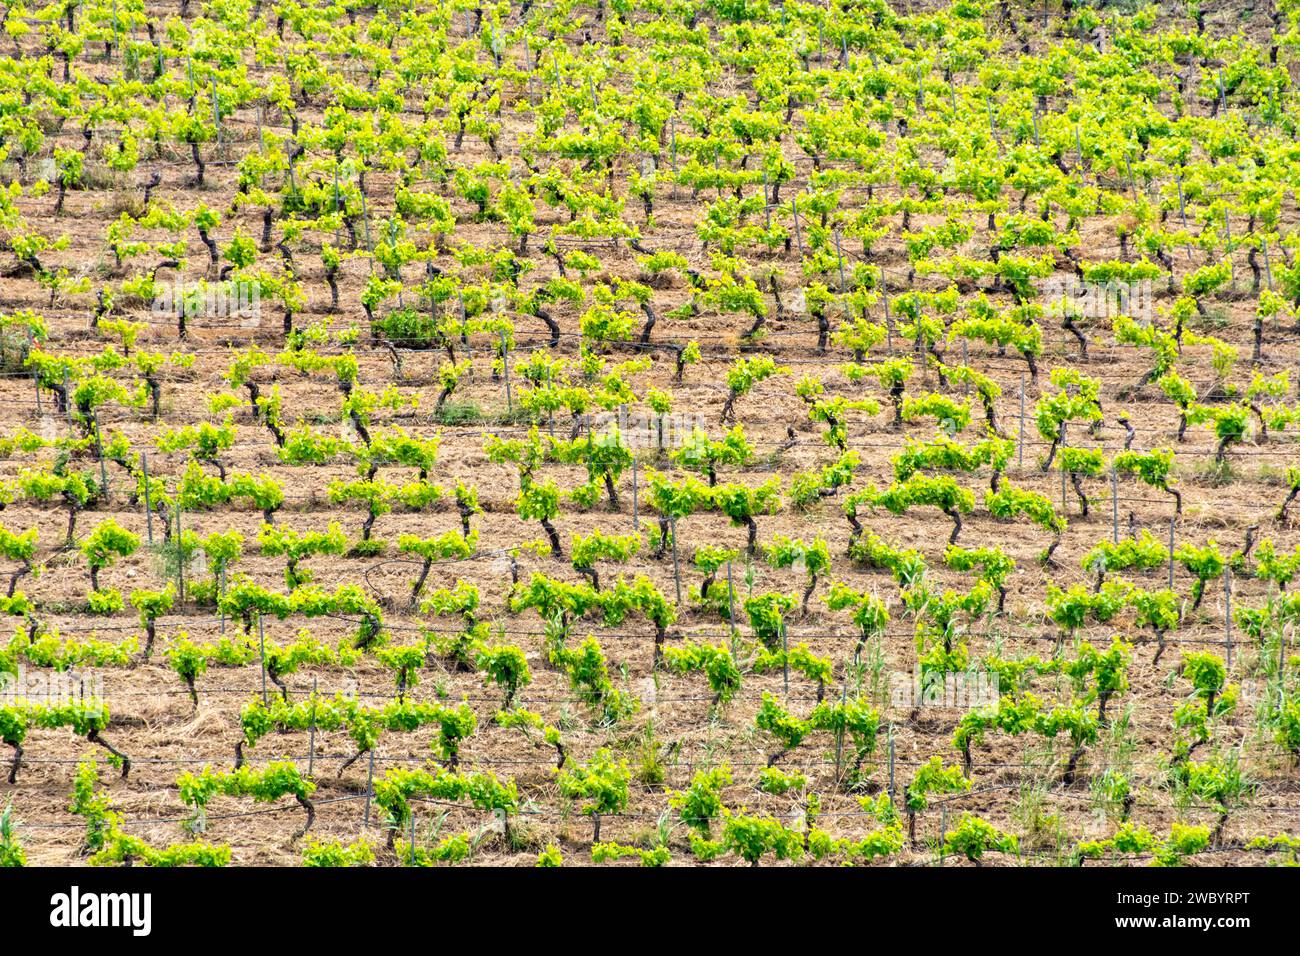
[[307, 677, 317, 778], [93, 411, 109, 501], [781, 619, 789, 698], [631, 457, 639, 531], [726, 560, 736, 632], [176, 502, 185, 603], [141, 451, 153, 545], [669, 516, 682, 607], [1224, 567, 1233, 667], [363, 747, 376, 828], [258, 614, 268, 707], [939, 805, 948, 866], [1018, 375, 1026, 470], [500, 331, 512, 412], [1168, 517, 1176, 590], [888, 725, 895, 800], [1059, 422, 1068, 512], [1111, 467, 1119, 543], [834, 677, 848, 780]]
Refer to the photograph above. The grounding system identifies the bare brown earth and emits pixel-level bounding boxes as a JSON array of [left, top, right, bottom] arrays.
[[0, 0, 1298, 866]]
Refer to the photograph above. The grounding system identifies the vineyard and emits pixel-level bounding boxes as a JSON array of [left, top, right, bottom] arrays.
[[0, 0, 1298, 870]]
